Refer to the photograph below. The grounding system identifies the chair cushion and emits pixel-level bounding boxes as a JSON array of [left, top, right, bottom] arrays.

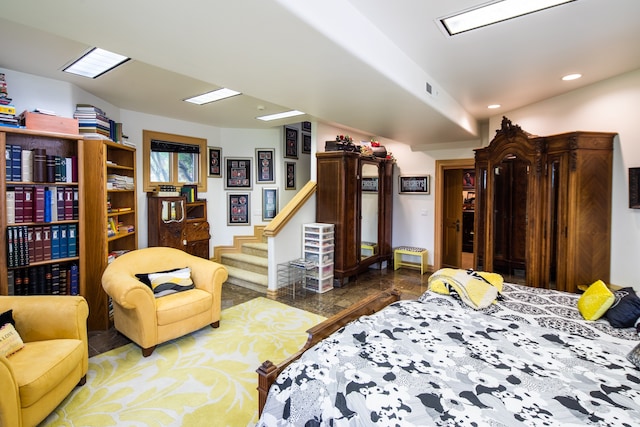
[[8, 339, 85, 407], [156, 289, 213, 326]]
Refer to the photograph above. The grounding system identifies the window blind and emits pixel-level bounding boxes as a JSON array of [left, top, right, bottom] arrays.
[[151, 139, 200, 154]]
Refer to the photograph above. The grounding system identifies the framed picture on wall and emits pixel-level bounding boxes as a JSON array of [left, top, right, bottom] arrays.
[[362, 177, 379, 192], [399, 175, 430, 194], [285, 161, 296, 190], [255, 148, 275, 183], [284, 127, 298, 159], [262, 187, 278, 221], [302, 132, 311, 154], [227, 193, 250, 225], [208, 146, 222, 177], [224, 157, 252, 190], [301, 121, 312, 132]]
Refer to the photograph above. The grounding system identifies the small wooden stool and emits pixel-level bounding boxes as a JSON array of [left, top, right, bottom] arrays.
[[394, 247, 428, 275]]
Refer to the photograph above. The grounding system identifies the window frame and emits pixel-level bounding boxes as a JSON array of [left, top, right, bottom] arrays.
[[143, 130, 208, 193]]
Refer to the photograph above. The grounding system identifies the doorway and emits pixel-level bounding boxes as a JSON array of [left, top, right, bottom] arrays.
[[434, 159, 475, 271]]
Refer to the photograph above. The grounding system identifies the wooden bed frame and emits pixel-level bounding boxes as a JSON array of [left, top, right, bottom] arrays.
[[256, 289, 402, 415]]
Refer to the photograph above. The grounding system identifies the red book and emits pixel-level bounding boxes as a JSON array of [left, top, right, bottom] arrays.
[[23, 187, 34, 223], [14, 186, 24, 223], [42, 225, 52, 261], [33, 226, 44, 262], [64, 188, 73, 220], [57, 188, 65, 220], [33, 186, 46, 223]]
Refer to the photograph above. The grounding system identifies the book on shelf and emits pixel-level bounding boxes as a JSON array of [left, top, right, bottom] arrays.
[[33, 186, 46, 223], [33, 148, 46, 183], [6, 188, 15, 224], [42, 226, 52, 263], [14, 186, 24, 223], [51, 225, 60, 260], [23, 187, 33, 223], [67, 224, 77, 257], [59, 225, 68, 258], [10, 144, 21, 182], [21, 149, 32, 182]]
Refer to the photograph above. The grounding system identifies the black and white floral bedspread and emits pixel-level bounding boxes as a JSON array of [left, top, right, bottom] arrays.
[[258, 284, 640, 426]]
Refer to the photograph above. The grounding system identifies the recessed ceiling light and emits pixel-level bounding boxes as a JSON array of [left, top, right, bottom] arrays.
[[63, 47, 130, 78], [256, 110, 305, 121], [441, 0, 576, 36], [184, 88, 241, 105], [488, 104, 501, 109], [562, 73, 582, 81]]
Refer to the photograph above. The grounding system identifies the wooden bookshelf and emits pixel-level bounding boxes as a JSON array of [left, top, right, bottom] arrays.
[[0, 127, 85, 298], [84, 139, 137, 330]]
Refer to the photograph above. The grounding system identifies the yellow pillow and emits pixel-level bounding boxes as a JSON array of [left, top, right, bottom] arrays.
[[578, 280, 615, 320], [0, 323, 25, 357]]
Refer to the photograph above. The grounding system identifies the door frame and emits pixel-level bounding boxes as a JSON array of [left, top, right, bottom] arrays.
[[434, 158, 475, 271]]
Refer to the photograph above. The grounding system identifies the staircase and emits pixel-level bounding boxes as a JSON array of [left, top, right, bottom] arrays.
[[212, 226, 269, 293], [221, 242, 269, 293]]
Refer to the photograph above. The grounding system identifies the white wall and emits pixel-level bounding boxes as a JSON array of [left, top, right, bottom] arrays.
[[488, 69, 640, 289]]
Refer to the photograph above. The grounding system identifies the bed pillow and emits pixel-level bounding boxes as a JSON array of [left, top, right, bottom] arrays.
[[0, 323, 24, 357], [146, 267, 195, 298], [0, 309, 15, 328], [605, 287, 640, 328], [577, 279, 615, 321]]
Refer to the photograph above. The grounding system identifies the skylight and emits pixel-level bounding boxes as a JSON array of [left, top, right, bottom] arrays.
[[256, 110, 305, 121], [184, 88, 242, 105], [441, 0, 576, 36], [63, 47, 130, 78]]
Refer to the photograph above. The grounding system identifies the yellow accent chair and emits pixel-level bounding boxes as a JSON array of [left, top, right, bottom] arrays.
[[101, 247, 228, 357], [0, 295, 89, 427]]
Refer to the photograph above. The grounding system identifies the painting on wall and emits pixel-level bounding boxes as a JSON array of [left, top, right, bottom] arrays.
[[284, 127, 298, 159], [208, 146, 222, 177], [285, 161, 296, 190], [224, 157, 252, 190], [256, 148, 275, 184], [262, 188, 278, 221], [228, 193, 250, 225]]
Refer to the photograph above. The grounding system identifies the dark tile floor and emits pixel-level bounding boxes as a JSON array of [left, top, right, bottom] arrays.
[[88, 267, 430, 357]]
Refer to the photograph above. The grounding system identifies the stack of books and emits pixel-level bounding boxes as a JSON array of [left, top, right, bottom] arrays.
[[107, 173, 134, 190], [73, 104, 112, 139], [0, 73, 18, 128]]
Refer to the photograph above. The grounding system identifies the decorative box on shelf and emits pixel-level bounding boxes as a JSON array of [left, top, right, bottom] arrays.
[[20, 111, 79, 134]]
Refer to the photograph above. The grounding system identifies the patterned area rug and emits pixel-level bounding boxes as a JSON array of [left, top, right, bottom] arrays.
[[41, 297, 325, 427]]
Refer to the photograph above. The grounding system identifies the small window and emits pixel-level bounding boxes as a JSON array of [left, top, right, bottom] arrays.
[[143, 130, 207, 193]]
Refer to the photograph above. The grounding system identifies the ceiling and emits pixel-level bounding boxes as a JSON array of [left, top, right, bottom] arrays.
[[1, 0, 639, 146]]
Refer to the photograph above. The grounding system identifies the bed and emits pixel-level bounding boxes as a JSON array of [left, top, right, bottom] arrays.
[[256, 283, 640, 426]]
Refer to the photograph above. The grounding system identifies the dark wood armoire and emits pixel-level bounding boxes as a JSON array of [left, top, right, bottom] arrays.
[[474, 117, 616, 293], [316, 151, 394, 286]]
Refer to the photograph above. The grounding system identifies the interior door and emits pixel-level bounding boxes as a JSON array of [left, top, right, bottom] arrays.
[[442, 169, 463, 268]]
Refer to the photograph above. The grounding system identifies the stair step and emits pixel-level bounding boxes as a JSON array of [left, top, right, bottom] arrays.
[[242, 242, 268, 258], [221, 252, 268, 275], [224, 265, 268, 293]]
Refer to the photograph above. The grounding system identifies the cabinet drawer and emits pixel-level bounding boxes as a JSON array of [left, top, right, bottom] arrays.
[[185, 221, 210, 240]]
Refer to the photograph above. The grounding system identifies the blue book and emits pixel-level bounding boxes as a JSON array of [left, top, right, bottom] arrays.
[[50, 225, 60, 259], [5, 144, 12, 180], [59, 225, 68, 258], [44, 189, 52, 222], [11, 144, 21, 181], [67, 223, 77, 257]]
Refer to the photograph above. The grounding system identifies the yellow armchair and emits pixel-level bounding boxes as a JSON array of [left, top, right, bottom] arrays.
[[0, 295, 88, 427], [101, 247, 228, 357]]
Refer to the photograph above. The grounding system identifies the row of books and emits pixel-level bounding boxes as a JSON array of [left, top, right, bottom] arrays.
[[7, 263, 79, 296], [6, 186, 78, 224], [5, 144, 78, 183], [6, 224, 78, 268]]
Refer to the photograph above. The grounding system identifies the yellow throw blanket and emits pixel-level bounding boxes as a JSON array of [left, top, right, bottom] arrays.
[[428, 268, 504, 309]]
